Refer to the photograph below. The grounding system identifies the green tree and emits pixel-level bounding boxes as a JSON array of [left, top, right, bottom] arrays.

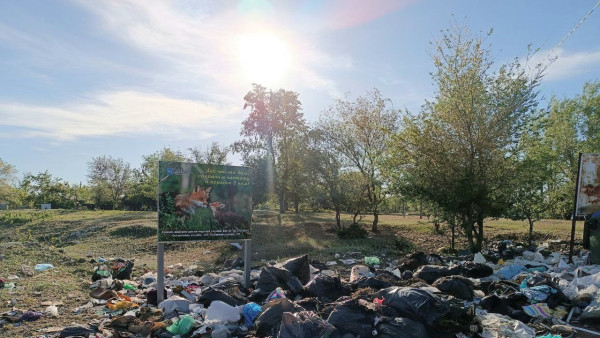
[[188, 142, 231, 165], [0, 158, 18, 207], [20, 171, 75, 208], [87, 155, 132, 209], [126, 147, 187, 210], [233, 83, 307, 213], [505, 114, 551, 245], [319, 89, 400, 232], [390, 24, 543, 251], [542, 81, 600, 218]]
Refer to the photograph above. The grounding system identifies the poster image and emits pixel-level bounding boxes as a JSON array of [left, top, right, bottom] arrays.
[[576, 153, 600, 216], [158, 161, 252, 242]]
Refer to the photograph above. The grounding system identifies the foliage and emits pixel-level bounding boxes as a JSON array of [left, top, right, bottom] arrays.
[[20, 171, 78, 209], [188, 142, 231, 165], [541, 81, 600, 218], [337, 222, 368, 239], [125, 147, 187, 211], [87, 155, 132, 209], [389, 23, 543, 251], [319, 89, 400, 231], [234, 83, 307, 213], [394, 235, 416, 253]]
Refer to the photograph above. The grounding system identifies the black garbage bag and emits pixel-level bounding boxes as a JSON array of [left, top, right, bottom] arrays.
[[427, 254, 445, 266], [399, 252, 428, 271], [197, 289, 239, 307], [278, 311, 337, 338], [281, 255, 311, 285], [305, 275, 350, 302], [59, 326, 96, 337], [479, 293, 532, 323], [414, 265, 461, 284], [326, 298, 375, 337], [377, 287, 450, 328], [352, 276, 393, 290], [249, 266, 292, 302], [376, 317, 431, 338], [287, 276, 305, 296], [432, 275, 474, 301], [460, 262, 493, 278], [255, 298, 304, 337], [145, 288, 167, 306], [112, 259, 134, 280]]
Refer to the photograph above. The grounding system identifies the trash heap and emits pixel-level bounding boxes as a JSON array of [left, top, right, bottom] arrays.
[[6, 241, 600, 337]]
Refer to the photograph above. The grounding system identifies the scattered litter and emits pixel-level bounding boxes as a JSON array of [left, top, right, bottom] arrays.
[[34, 264, 54, 272]]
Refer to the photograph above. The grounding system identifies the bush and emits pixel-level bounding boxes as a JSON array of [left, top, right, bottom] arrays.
[[337, 223, 368, 239], [394, 235, 416, 253]]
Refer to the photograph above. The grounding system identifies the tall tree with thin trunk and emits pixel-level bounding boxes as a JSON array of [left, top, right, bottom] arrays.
[[319, 89, 400, 232], [233, 84, 306, 214], [389, 23, 543, 251]]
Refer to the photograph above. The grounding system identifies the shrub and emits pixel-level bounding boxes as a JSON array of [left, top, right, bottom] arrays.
[[337, 223, 368, 239]]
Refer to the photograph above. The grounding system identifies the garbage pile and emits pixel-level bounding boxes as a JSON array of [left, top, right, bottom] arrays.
[[3, 241, 600, 337]]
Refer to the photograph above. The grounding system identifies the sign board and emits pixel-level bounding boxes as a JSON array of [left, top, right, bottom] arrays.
[[41, 204, 51, 210], [576, 153, 600, 216], [157, 162, 252, 242]]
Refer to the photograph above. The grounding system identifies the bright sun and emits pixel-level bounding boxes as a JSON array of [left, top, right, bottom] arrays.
[[238, 33, 291, 85]]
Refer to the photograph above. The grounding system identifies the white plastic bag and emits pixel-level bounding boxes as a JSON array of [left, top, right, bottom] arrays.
[[205, 300, 241, 323]]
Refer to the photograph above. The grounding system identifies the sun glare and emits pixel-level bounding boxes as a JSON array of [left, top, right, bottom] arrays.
[[238, 33, 291, 85]]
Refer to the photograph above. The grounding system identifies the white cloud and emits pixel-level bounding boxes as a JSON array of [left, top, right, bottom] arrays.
[[530, 48, 600, 81], [0, 91, 240, 141]]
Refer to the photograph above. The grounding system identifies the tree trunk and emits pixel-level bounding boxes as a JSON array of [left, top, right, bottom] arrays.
[[402, 200, 406, 218], [419, 201, 423, 219], [279, 195, 285, 214], [335, 210, 341, 230], [528, 217, 534, 247], [294, 200, 299, 214], [451, 221, 455, 251], [475, 217, 484, 252], [372, 212, 379, 232]]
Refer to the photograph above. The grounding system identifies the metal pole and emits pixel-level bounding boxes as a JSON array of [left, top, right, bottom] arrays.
[[244, 239, 251, 289], [569, 153, 583, 263], [157, 242, 165, 304]]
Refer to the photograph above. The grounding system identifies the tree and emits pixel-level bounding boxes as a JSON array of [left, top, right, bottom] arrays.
[[505, 114, 551, 246], [390, 23, 543, 251], [233, 83, 307, 213], [87, 155, 132, 209], [20, 171, 76, 208], [126, 147, 187, 211], [542, 81, 600, 218], [319, 89, 400, 232], [306, 129, 344, 228], [188, 142, 231, 165], [0, 158, 18, 206]]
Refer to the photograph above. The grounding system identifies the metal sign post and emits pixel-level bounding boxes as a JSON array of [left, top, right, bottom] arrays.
[[569, 153, 583, 263], [157, 243, 165, 304], [244, 239, 251, 288]]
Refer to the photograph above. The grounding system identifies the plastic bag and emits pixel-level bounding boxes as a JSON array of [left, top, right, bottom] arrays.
[[305, 275, 350, 302], [243, 302, 262, 327], [376, 317, 429, 338], [281, 255, 311, 285], [460, 262, 493, 278], [497, 265, 525, 280], [364, 256, 380, 265], [250, 266, 292, 301], [166, 314, 194, 335], [279, 311, 336, 338], [432, 275, 474, 301], [256, 298, 304, 337], [326, 299, 374, 337], [198, 288, 238, 307], [34, 263, 54, 272], [205, 300, 241, 323], [478, 312, 535, 338], [377, 287, 449, 328], [414, 265, 461, 284]]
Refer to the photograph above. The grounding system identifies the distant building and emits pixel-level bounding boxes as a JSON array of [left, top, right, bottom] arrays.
[[41, 204, 51, 210]]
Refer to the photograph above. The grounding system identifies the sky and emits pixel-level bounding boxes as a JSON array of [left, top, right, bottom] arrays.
[[1, 0, 599, 184]]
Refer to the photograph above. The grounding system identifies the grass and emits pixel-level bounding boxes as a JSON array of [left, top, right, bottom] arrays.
[[0, 208, 585, 336]]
